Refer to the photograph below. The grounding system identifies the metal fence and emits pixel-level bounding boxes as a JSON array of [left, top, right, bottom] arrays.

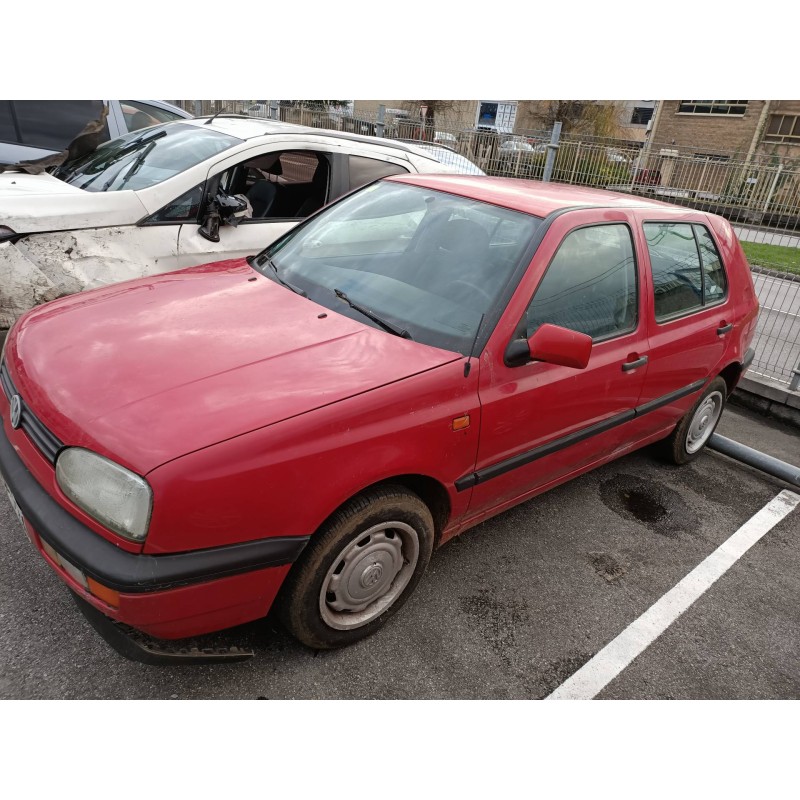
[[175, 101, 800, 387]]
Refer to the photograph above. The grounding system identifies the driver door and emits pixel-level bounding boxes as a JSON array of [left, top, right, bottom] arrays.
[[464, 212, 650, 520], [176, 146, 341, 268]]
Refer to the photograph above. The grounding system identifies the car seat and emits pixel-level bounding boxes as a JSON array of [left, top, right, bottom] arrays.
[[247, 179, 278, 218], [293, 160, 329, 217]]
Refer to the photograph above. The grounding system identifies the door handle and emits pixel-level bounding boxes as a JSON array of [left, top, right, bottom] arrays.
[[717, 323, 733, 335], [622, 355, 648, 372]]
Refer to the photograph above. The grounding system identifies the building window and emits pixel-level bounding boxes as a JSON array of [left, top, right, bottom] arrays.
[[630, 106, 654, 125], [475, 101, 518, 133], [693, 153, 731, 162], [677, 101, 748, 116], [765, 114, 800, 143]]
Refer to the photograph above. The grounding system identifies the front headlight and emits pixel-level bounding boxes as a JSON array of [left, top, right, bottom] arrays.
[[56, 448, 152, 542]]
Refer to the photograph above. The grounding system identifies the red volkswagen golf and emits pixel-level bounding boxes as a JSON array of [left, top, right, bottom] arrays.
[[0, 176, 758, 660]]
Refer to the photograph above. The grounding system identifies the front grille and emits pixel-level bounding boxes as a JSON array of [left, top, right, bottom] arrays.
[[0, 361, 63, 465]]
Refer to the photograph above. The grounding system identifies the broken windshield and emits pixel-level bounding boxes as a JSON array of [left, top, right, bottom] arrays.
[[53, 123, 241, 192]]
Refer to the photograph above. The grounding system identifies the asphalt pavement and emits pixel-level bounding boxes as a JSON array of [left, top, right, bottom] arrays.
[[0, 405, 797, 699]]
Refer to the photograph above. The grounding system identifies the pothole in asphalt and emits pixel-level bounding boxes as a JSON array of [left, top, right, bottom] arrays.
[[620, 488, 667, 523], [598, 473, 695, 538]]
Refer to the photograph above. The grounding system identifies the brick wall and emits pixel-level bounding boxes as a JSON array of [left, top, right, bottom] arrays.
[[651, 100, 767, 156]]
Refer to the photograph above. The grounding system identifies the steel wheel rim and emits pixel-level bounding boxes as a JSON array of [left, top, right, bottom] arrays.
[[686, 391, 723, 454], [319, 521, 420, 630]]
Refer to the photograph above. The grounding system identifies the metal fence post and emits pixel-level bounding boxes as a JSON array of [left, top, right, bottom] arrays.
[[194, 100, 202, 117], [270, 101, 279, 121], [542, 121, 562, 183], [790, 358, 800, 392], [376, 105, 386, 138]]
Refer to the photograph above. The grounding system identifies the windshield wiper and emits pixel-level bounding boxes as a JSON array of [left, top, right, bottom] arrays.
[[115, 138, 160, 191], [59, 129, 167, 184], [253, 255, 307, 297], [333, 288, 411, 339]]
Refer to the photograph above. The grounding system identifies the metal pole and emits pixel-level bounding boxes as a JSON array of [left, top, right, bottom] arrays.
[[570, 141, 582, 184], [376, 104, 385, 138], [790, 358, 800, 392], [194, 100, 202, 117], [762, 164, 783, 214], [270, 101, 279, 121], [542, 121, 562, 183], [707, 434, 800, 487]]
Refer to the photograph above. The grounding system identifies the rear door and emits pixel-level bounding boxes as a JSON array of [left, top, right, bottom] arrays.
[[630, 210, 734, 436], [464, 209, 649, 520]]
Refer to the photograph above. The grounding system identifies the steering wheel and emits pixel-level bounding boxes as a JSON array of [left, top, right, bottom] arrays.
[[450, 279, 494, 307]]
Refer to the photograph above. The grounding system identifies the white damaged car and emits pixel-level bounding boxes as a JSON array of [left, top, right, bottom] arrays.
[[0, 116, 461, 330]]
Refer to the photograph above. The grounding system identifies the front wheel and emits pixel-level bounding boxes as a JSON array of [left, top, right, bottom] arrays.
[[277, 485, 434, 650], [661, 377, 727, 465]]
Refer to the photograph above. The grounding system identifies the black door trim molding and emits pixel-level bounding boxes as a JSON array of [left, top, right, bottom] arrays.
[[455, 378, 707, 492]]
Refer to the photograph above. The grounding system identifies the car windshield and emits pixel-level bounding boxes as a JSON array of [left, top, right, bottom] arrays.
[[255, 181, 542, 356], [53, 123, 241, 192]]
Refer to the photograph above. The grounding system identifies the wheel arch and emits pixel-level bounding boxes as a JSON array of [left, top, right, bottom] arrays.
[[312, 473, 452, 549], [718, 360, 745, 397]]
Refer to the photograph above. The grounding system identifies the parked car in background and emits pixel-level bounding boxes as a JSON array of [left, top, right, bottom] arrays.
[[246, 102, 269, 116], [433, 131, 458, 147], [0, 100, 191, 165], [634, 168, 663, 186], [0, 116, 462, 331], [0, 176, 758, 659], [499, 138, 535, 153]]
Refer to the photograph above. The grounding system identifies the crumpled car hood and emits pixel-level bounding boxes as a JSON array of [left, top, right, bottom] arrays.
[[7, 259, 461, 474], [0, 172, 146, 233]]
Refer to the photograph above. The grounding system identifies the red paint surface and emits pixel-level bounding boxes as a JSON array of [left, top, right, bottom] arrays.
[[3, 180, 758, 640]]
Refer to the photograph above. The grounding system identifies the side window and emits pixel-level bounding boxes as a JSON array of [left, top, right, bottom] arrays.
[[644, 222, 726, 321], [219, 150, 331, 221], [527, 224, 638, 340], [694, 225, 728, 304], [150, 184, 205, 223], [0, 101, 19, 143], [12, 101, 109, 150], [348, 155, 409, 191], [121, 101, 184, 133]]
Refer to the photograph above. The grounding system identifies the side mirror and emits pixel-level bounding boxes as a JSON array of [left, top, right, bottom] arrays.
[[198, 191, 252, 242], [505, 323, 592, 369], [198, 211, 220, 242]]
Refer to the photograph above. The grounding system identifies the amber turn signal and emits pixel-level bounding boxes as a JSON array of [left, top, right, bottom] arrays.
[[86, 576, 120, 608], [451, 415, 470, 431]]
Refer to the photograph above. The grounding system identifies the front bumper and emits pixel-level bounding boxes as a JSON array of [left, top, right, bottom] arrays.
[[0, 408, 309, 640]]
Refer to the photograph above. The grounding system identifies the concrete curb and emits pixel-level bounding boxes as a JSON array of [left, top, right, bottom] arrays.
[[732, 373, 800, 430]]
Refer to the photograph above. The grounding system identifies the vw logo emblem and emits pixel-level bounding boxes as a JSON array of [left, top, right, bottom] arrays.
[[10, 395, 22, 429]]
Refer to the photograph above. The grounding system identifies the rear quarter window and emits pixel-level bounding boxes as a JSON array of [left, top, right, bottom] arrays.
[[643, 222, 728, 321]]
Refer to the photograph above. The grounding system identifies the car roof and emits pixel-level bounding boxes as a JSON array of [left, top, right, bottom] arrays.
[[182, 116, 444, 163], [386, 174, 686, 217]]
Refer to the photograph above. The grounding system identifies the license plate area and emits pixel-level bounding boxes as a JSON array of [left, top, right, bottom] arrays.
[[1, 474, 25, 529]]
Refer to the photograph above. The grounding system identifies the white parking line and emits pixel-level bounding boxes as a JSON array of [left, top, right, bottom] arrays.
[[546, 489, 800, 700]]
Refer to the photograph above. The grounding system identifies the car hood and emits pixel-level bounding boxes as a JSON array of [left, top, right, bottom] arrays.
[[0, 172, 147, 233], [8, 259, 461, 474]]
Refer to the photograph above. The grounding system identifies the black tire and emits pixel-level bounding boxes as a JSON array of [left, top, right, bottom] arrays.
[[660, 377, 727, 465], [277, 485, 434, 650]]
